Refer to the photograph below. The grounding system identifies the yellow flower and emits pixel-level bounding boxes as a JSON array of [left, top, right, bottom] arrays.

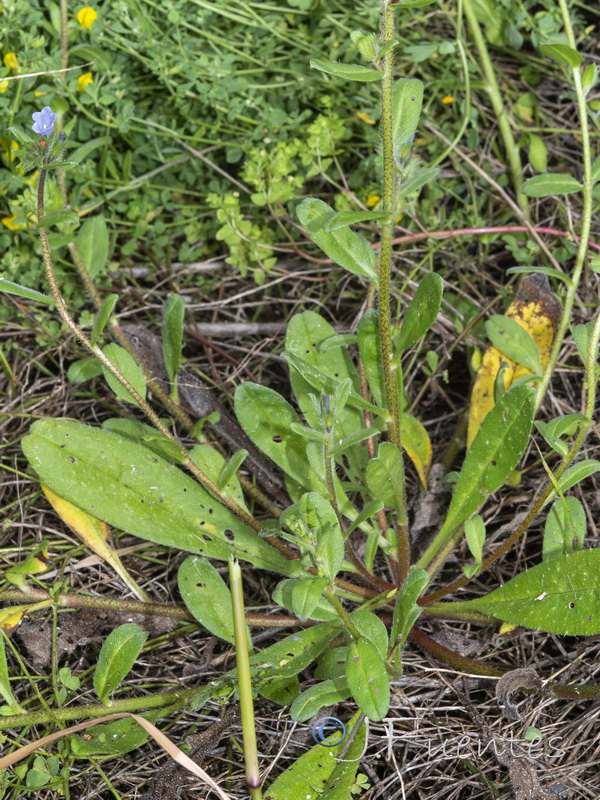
[[366, 194, 380, 208], [356, 111, 376, 125], [77, 71, 94, 93], [3, 52, 19, 71], [441, 95, 455, 104], [34, 89, 47, 97], [2, 214, 26, 231], [0, 80, 8, 92], [77, 6, 98, 29]]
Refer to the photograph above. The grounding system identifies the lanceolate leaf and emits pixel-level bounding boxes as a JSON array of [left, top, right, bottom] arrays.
[[429, 386, 535, 551], [0, 278, 55, 305], [323, 210, 389, 231], [346, 638, 390, 720], [162, 293, 185, 384], [392, 78, 424, 148], [22, 419, 297, 575], [76, 214, 109, 278], [543, 496, 586, 562], [401, 413, 432, 489], [310, 58, 382, 82], [485, 315, 543, 375], [100, 343, 147, 406], [178, 556, 237, 643], [289, 678, 351, 723], [395, 272, 443, 352], [456, 549, 600, 635], [91, 293, 118, 346], [264, 712, 365, 800], [297, 198, 378, 281], [94, 623, 148, 703], [522, 173, 583, 197]]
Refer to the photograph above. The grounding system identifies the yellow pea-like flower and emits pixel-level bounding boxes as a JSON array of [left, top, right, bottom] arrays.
[[77, 71, 94, 93], [0, 80, 8, 92], [2, 214, 27, 231], [77, 6, 97, 29], [3, 52, 19, 71]]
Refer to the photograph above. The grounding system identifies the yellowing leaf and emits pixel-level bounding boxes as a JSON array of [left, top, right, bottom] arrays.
[[42, 485, 151, 601], [467, 275, 561, 447], [401, 413, 432, 489]]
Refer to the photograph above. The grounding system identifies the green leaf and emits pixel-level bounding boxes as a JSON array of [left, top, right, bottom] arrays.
[[264, 713, 364, 800], [70, 707, 172, 756], [485, 315, 543, 374], [289, 678, 351, 722], [67, 356, 102, 385], [100, 342, 147, 406], [90, 293, 118, 347], [572, 322, 594, 364], [435, 386, 535, 544], [366, 442, 404, 509], [535, 414, 587, 456], [36, 210, 80, 230], [315, 646, 349, 679], [590, 255, 600, 274], [323, 210, 390, 231], [22, 419, 297, 575], [389, 567, 428, 671], [393, 0, 437, 6], [102, 417, 185, 464], [297, 198, 378, 281], [358, 309, 384, 406], [0, 278, 55, 305], [291, 577, 330, 622], [162, 294, 185, 384], [310, 58, 382, 81], [395, 273, 443, 351], [93, 623, 148, 703], [401, 413, 432, 489], [464, 514, 485, 564], [7, 125, 35, 147], [0, 635, 23, 712], [346, 638, 390, 720], [456, 549, 600, 635], [398, 166, 440, 197], [178, 556, 236, 643], [76, 214, 109, 278], [543, 460, 600, 506], [392, 78, 424, 148], [273, 579, 337, 622], [543, 496, 586, 562], [350, 609, 389, 660], [539, 40, 583, 68], [217, 449, 248, 490], [528, 134, 548, 173], [234, 383, 325, 493], [282, 492, 345, 581], [522, 174, 583, 197]]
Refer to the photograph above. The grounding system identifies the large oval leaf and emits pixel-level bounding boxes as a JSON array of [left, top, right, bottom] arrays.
[[22, 419, 297, 575]]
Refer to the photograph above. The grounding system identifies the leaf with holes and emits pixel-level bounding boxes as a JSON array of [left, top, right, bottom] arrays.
[[346, 637, 390, 720], [234, 383, 325, 494], [22, 419, 297, 575], [289, 678, 351, 722], [178, 556, 236, 643], [455, 549, 600, 635]]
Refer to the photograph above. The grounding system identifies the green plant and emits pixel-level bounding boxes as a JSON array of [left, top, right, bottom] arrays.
[[2, 0, 600, 796]]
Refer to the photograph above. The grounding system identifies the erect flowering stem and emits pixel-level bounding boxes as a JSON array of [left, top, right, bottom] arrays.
[[378, 0, 409, 582]]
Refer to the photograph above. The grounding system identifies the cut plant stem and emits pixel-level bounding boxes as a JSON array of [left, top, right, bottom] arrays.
[[229, 558, 262, 800]]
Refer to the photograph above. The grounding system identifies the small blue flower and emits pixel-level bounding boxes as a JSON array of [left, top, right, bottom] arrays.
[[31, 106, 57, 136]]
